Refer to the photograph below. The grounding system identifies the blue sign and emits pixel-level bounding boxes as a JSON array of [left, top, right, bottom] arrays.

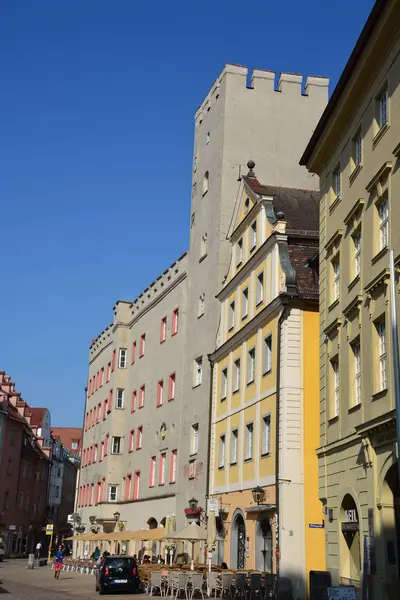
[[309, 523, 324, 529]]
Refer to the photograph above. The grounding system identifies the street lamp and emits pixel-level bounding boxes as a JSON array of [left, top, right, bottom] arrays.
[[113, 511, 121, 522], [188, 498, 198, 511], [252, 486, 265, 506]]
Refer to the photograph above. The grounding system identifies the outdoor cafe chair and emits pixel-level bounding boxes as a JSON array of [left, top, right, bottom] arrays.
[[262, 574, 276, 599], [174, 572, 190, 600], [190, 572, 204, 600], [221, 573, 233, 599], [248, 573, 263, 600], [233, 572, 247, 600], [150, 571, 164, 596], [207, 572, 221, 598]]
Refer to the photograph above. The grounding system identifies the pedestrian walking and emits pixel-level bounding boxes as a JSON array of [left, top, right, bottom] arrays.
[[54, 546, 64, 579], [35, 541, 42, 559]]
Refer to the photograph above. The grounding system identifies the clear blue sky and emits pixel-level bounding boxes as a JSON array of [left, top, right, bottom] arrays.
[[0, 0, 375, 427]]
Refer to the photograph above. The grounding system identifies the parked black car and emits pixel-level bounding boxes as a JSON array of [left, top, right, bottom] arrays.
[[95, 556, 140, 595]]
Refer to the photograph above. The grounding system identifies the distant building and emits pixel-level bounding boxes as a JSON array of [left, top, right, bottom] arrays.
[[51, 427, 82, 458]]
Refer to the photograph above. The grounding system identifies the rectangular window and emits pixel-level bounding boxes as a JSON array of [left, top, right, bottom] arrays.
[[245, 423, 254, 460], [95, 372, 99, 390], [100, 441, 105, 461], [221, 367, 228, 400], [118, 348, 127, 368], [97, 403, 101, 422], [218, 434, 225, 469], [331, 358, 340, 417], [261, 415, 271, 456], [353, 130, 362, 167], [111, 436, 121, 454], [139, 334, 146, 357], [378, 88, 388, 129], [233, 358, 241, 393], [116, 388, 124, 409], [378, 198, 389, 250], [170, 450, 177, 484], [263, 336, 272, 375], [90, 484, 94, 506], [131, 390, 137, 413], [242, 288, 249, 319], [250, 221, 257, 251], [168, 373, 176, 401], [103, 399, 108, 421], [137, 426, 143, 450], [353, 231, 361, 278], [256, 271, 264, 305], [149, 456, 156, 487], [157, 380, 164, 407], [377, 321, 387, 391], [230, 429, 238, 465], [106, 362, 111, 382], [100, 367, 104, 387], [160, 316, 167, 343], [112, 349, 116, 372], [332, 256, 340, 302], [104, 434, 109, 456], [96, 482, 101, 505], [129, 430, 134, 452], [194, 357, 203, 387], [125, 474, 132, 501], [131, 341, 136, 364], [247, 348, 256, 385], [236, 238, 243, 266], [353, 342, 361, 406], [332, 165, 341, 198], [101, 478, 105, 502], [191, 423, 199, 455], [229, 301, 235, 331], [109, 388, 113, 411], [133, 471, 140, 500], [108, 485, 118, 503], [172, 308, 179, 335], [159, 452, 166, 485], [139, 385, 145, 408]]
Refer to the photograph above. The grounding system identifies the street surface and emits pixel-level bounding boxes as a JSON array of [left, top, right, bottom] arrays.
[[0, 559, 147, 599]]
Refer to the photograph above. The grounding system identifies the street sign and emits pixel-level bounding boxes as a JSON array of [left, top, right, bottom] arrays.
[[46, 524, 54, 535], [67, 514, 74, 524], [8, 525, 16, 531], [327, 587, 356, 599], [309, 523, 324, 529]]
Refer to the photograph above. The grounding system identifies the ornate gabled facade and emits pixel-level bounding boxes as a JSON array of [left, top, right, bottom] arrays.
[[208, 165, 325, 598]]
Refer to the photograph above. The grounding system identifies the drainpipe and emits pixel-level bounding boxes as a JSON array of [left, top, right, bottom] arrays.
[[275, 300, 289, 578], [206, 358, 214, 505], [74, 386, 87, 515]]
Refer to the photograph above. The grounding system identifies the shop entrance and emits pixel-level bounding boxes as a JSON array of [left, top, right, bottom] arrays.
[[339, 494, 361, 586]]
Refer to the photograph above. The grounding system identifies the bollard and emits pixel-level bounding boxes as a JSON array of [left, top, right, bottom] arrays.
[[27, 554, 35, 569]]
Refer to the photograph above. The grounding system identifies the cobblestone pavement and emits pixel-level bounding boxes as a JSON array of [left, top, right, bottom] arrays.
[[0, 560, 148, 599]]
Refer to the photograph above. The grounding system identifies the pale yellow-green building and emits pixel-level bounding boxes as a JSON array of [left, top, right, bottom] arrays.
[[208, 163, 325, 598]]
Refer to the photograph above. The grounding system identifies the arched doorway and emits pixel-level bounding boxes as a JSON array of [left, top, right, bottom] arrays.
[[339, 494, 361, 586], [147, 518, 158, 559], [230, 511, 246, 570], [381, 464, 400, 578], [215, 516, 225, 566], [255, 515, 273, 572]]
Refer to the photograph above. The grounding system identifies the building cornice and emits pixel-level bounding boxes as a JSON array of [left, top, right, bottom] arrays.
[[354, 409, 396, 436], [323, 317, 342, 339], [324, 229, 343, 254], [343, 295, 363, 319], [365, 161, 392, 194], [364, 267, 390, 296], [343, 198, 365, 226]]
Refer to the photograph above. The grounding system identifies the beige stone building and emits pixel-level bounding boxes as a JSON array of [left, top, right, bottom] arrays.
[[301, 1, 400, 597]]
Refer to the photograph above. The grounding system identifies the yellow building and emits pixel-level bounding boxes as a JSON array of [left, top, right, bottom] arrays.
[[208, 162, 325, 597]]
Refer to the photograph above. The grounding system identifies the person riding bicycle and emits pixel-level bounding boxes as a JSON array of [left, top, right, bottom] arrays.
[[54, 546, 64, 579]]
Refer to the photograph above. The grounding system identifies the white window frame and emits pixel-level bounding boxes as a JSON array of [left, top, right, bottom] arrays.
[[332, 358, 340, 417], [118, 348, 127, 369], [250, 221, 257, 251], [108, 485, 118, 503], [229, 301, 235, 331], [236, 239, 243, 266], [191, 423, 199, 455], [378, 321, 387, 391], [261, 415, 271, 456], [353, 231, 361, 277], [233, 358, 240, 393], [247, 347, 256, 385], [256, 271, 264, 306], [230, 429, 238, 465], [378, 89, 388, 129], [159, 452, 166, 486], [221, 367, 228, 400], [333, 167, 341, 198], [194, 357, 203, 387], [354, 132, 362, 166], [378, 198, 389, 250], [218, 434, 225, 469], [353, 343, 361, 406], [242, 288, 249, 319], [332, 257, 340, 301], [170, 450, 177, 483], [111, 436, 121, 454], [116, 388, 124, 409], [263, 336, 272, 375], [245, 422, 254, 461]]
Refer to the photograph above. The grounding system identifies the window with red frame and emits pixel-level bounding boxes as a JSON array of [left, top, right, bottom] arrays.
[[131, 390, 137, 413], [96, 481, 101, 505], [94, 444, 98, 462], [129, 429, 134, 452], [103, 399, 108, 420], [101, 478, 105, 502], [108, 389, 113, 411], [97, 403, 101, 422], [105, 434, 109, 456], [133, 471, 140, 500], [170, 449, 177, 484], [132, 341, 136, 364], [160, 317, 167, 343], [106, 362, 111, 382], [100, 441, 104, 461], [139, 334, 146, 357], [139, 385, 145, 408], [125, 474, 132, 500], [157, 380, 163, 407], [90, 483, 94, 505], [168, 373, 176, 401], [149, 456, 156, 487], [100, 367, 104, 387], [111, 349, 116, 371], [136, 426, 143, 450], [172, 308, 179, 335], [85, 413, 88, 430], [95, 372, 99, 390], [159, 452, 166, 485]]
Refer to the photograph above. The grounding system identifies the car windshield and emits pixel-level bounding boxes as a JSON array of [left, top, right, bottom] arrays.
[[105, 558, 135, 573]]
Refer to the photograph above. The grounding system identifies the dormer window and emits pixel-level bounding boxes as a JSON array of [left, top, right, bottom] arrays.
[[236, 239, 243, 267]]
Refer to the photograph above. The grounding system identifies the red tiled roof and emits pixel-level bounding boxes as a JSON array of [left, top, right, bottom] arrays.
[[288, 243, 319, 299], [29, 407, 47, 426], [51, 427, 82, 454]]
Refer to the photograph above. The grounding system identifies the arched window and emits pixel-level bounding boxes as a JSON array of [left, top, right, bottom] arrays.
[[203, 171, 209, 195]]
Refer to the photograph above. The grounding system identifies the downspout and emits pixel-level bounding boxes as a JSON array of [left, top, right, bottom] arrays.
[[74, 386, 87, 515], [275, 300, 289, 578], [206, 357, 214, 505]]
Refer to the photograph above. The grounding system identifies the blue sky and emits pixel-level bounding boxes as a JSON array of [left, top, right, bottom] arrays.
[[0, 0, 375, 427]]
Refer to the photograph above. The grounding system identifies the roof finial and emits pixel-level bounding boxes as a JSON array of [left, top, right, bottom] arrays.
[[247, 160, 256, 178]]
